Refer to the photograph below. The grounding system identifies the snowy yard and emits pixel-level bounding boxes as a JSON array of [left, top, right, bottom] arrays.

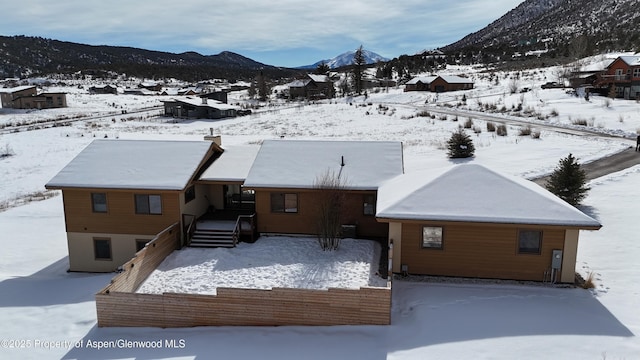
[[137, 236, 388, 295]]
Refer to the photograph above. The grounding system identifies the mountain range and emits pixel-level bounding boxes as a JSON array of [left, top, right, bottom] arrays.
[[298, 49, 389, 70], [443, 0, 639, 59]]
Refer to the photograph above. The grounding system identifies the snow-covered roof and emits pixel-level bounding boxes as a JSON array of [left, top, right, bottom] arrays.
[[308, 74, 330, 83], [289, 79, 312, 88], [618, 56, 640, 66], [167, 96, 238, 110], [244, 140, 404, 190], [199, 145, 261, 183], [438, 75, 474, 84], [0, 85, 36, 93], [377, 164, 601, 229], [46, 140, 216, 191], [406, 76, 437, 85]]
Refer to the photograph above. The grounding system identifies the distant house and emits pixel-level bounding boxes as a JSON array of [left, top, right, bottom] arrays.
[[139, 81, 163, 92], [376, 165, 601, 283], [594, 55, 640, 99], [404, 76, 437, 92], [201, 90, 229, 104], [162, 96, 238, 119], [89, 85, 118, 95], [288, 74, 334, 100], [404, 75, 474, 92], [0, 85, 67, 109], [243, 140, 405, 238]]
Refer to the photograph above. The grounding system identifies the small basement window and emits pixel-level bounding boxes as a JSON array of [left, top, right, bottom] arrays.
[[136, 239, 150, 252], [422, 226, 443, 249], [94, 238, 112, 260], [518, 230, 542, 254]]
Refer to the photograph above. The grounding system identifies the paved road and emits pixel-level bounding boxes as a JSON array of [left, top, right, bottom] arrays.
[[532, 146, 640, 186], [413, 105, 640, 185]]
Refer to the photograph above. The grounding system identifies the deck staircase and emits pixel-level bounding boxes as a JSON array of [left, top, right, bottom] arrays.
[[189, 228, 236, 248], [184, 212, 257, 249]]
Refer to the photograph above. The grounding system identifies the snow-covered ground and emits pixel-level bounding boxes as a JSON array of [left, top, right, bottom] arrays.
[[137, 236, 387, 295], [1, 58, 640, 359]]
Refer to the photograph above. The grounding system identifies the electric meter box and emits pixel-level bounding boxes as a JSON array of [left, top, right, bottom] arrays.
[[551, 249, 563, 270]]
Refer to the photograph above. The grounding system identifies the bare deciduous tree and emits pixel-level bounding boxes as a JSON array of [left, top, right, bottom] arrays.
[[314, 169, 347, 251]]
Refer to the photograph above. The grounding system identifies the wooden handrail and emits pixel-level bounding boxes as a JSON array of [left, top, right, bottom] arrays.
[[182, 213, 196, 247], [233, 213, 257, 245]]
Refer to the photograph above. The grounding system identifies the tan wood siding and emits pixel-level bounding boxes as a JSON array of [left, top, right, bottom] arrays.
[[400, 222, 566, 281], [62, 189, 181, 235], [254, 189, 387, 238]]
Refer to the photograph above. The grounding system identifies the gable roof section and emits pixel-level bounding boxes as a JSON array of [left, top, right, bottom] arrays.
[[377, 164, 601, 229], [0, 85, 36, 93], [199, 145, 261, 183], [308, 74, 330, 83], [616, 56, 640, 67], [438, 75, 473, 84], [406, 76, 437, 85], [244, 140, 404, 190], [46, 139, 217, 191]]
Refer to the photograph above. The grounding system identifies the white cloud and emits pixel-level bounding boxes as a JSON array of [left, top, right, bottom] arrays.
[[0, 0, 524, 65]]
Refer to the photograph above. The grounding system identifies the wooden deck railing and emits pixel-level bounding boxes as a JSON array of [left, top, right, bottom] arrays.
[[182, 213, 196, 247]]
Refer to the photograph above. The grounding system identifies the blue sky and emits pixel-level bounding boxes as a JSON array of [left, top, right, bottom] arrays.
[[1, 0, 524, 67]]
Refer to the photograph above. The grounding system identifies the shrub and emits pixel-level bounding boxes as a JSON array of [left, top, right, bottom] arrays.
[[518, 126, 532, 136], [581, 272, 595, 289], [531, 130, 541, 139], [550, 108, 559, 117], [496, 124, 508, 136], [486, 122, 496, 132], [571, 118, 589, 126], [446, 128, 475, 159], [416, 110, 431, 117], [463, 118, 473, 129], [0, 143, 14, 158]]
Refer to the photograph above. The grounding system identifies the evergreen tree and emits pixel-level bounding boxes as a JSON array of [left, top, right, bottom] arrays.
[[256, 71, 271, 102], [446, 128, 475, 158], [546, 153, 590, 206], [315, 61, 330, 75], [352, 45, 365, 95]]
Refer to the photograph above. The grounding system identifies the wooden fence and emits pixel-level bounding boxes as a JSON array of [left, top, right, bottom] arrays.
[[96, 222, 392, 327], [98, 222, 180, 294]]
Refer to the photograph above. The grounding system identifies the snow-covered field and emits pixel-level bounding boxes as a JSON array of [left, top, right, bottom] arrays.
[[137, 237, 387, 295], [1, 59, 639, 359]]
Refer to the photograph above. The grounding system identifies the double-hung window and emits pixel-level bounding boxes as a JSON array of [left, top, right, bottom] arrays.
[[91, 192, 107, 213]]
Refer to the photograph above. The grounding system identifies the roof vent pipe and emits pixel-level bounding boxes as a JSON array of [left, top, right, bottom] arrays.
[[341, 156, 345, 167]]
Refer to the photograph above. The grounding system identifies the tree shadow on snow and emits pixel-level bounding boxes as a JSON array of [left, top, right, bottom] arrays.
[[0, 256, 112, 307]]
